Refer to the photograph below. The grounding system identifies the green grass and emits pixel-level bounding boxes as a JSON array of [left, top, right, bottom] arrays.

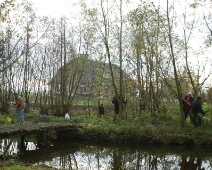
[[69, 107, 212, 145], [1, 165, 54, 170]]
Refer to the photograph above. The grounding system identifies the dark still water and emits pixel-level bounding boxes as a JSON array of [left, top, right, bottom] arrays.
[[1, 138, 212, 170]]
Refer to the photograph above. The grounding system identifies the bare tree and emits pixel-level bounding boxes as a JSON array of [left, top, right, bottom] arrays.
[[165, 0, 185, 126]]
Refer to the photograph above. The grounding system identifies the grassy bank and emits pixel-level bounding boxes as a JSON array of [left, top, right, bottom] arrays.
[[0, 164, 56, 170], [69, 112, 212, 146]]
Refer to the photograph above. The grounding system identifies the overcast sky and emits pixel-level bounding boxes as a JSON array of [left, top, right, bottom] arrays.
[[33, 0, 72, 17], [1, 0, 210, 87], [32, 0, 211, 86]]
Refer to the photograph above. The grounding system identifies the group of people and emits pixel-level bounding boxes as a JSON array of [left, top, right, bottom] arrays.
[[109, 92, 206, 127], [99, 94, 127, 122], [182, 92, 206, 127], [14, 91, 206, 127]]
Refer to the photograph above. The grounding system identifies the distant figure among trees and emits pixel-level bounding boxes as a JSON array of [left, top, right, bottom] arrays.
[[99, 103, 104, 116], [182, 92, 194, 120], [112, 95, 127, 122], [14, 93, 25, 124]]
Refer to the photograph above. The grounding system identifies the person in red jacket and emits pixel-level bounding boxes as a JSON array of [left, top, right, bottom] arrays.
[[14, 93, 25, 124], [182, 92, 194, 120]]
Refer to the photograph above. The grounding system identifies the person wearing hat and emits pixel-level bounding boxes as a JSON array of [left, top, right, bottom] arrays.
[[13, 93, 25, 124], [189, 96, 206, 127]]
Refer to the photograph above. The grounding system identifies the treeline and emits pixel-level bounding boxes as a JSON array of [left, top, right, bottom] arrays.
[[0, 0, 211, 127]]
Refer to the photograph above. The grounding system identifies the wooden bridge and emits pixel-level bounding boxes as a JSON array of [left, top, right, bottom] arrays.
[[0, 121, 83, 138]]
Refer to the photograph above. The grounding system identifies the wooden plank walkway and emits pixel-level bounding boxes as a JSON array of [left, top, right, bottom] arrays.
[[0, 121, 83, 138]]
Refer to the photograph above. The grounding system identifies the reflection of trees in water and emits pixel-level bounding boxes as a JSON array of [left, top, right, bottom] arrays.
[[50, 145, 208, 170], [47, 153, 78, 169], [51, 146, 209, 170], [0, 139, 17, 158], [49, 145, 114, 169], [180, 155, 205, 170], [1, 139, 211, 169], [112, 148, 122, 170]]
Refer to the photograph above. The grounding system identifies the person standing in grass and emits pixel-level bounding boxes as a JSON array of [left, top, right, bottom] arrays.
[[112, 96, 120, 116], [112, 94, 127, 123], [14, 93, 25, 124], [182, 92, 194, 120], [189, 96, 206, 127], [99, 103, 105, 117]]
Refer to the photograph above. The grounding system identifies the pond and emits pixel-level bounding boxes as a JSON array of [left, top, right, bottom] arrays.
[[1, 138, 212, 169]]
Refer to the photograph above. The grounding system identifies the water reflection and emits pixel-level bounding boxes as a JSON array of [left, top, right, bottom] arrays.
[[1, 139, 212, 169], [180, 156, 204, 170]]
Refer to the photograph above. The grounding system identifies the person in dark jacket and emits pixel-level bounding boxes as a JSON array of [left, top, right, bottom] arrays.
[[112, 96, 119, 115], [189, 96, 206, 127], [112, 95, 127, 115], [182, 92, 195, 120], [99, 103, 104, 116], [112, 95, 127, 123]]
